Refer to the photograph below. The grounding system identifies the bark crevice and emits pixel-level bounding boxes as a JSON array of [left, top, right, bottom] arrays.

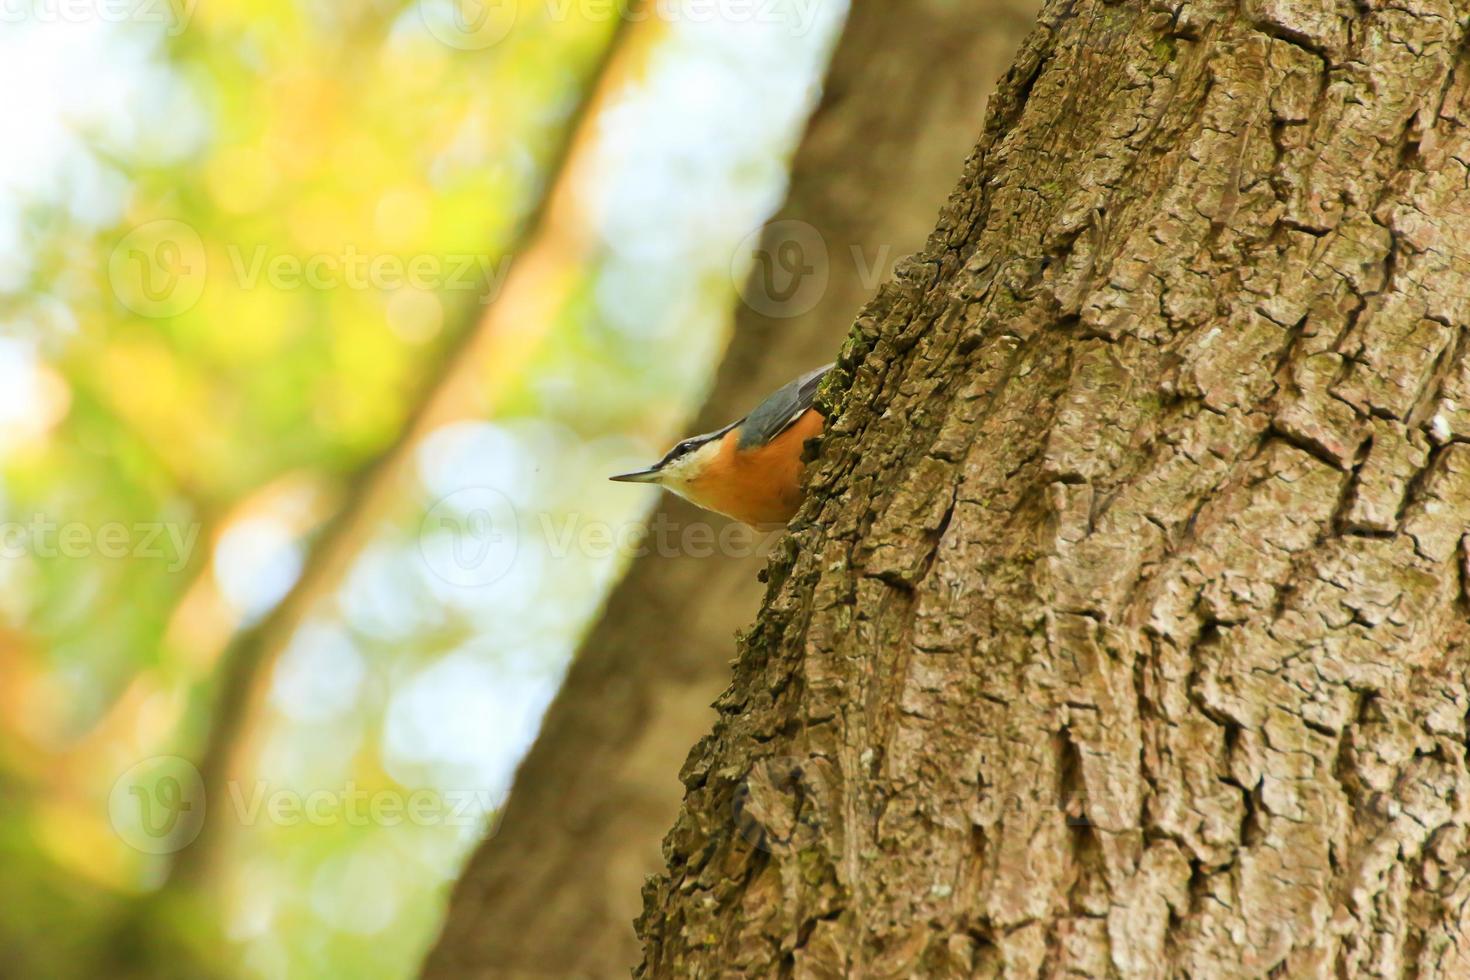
[[638, 0, 1470, 975]]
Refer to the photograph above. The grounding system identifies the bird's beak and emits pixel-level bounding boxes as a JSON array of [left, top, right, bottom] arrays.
[[609, 466, 662, 484]]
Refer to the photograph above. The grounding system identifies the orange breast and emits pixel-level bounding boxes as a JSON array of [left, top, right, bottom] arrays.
[[688, 408, 825, 526]]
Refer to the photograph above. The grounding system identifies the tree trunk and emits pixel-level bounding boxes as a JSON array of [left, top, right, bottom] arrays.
[[422, 2, 1036, 976], [637, 0, 1470, 976]]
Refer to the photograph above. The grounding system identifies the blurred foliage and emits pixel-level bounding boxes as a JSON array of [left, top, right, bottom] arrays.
[[0, 0, 844, 977]]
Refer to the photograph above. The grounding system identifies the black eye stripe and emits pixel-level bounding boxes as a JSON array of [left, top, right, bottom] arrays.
[[659, 417, 743, 467], [661, 438, 708, 466]]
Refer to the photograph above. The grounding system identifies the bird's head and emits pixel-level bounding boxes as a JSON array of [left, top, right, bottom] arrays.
[[609, 427, 732, 495]]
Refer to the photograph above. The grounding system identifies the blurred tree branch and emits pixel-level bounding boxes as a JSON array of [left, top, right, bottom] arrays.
[[161, 6, 643, 899], [420, 0, 1038, 974]]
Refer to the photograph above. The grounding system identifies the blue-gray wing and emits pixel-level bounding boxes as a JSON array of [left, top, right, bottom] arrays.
[[735, 363, 832, 450]]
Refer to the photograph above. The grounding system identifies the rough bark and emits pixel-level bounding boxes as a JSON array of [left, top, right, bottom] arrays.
[[422, 2, 1037, 975], [638, 0, 1470, 976]]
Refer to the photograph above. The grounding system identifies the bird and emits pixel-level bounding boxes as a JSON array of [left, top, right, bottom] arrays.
[[610, 363, 831, 526]]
